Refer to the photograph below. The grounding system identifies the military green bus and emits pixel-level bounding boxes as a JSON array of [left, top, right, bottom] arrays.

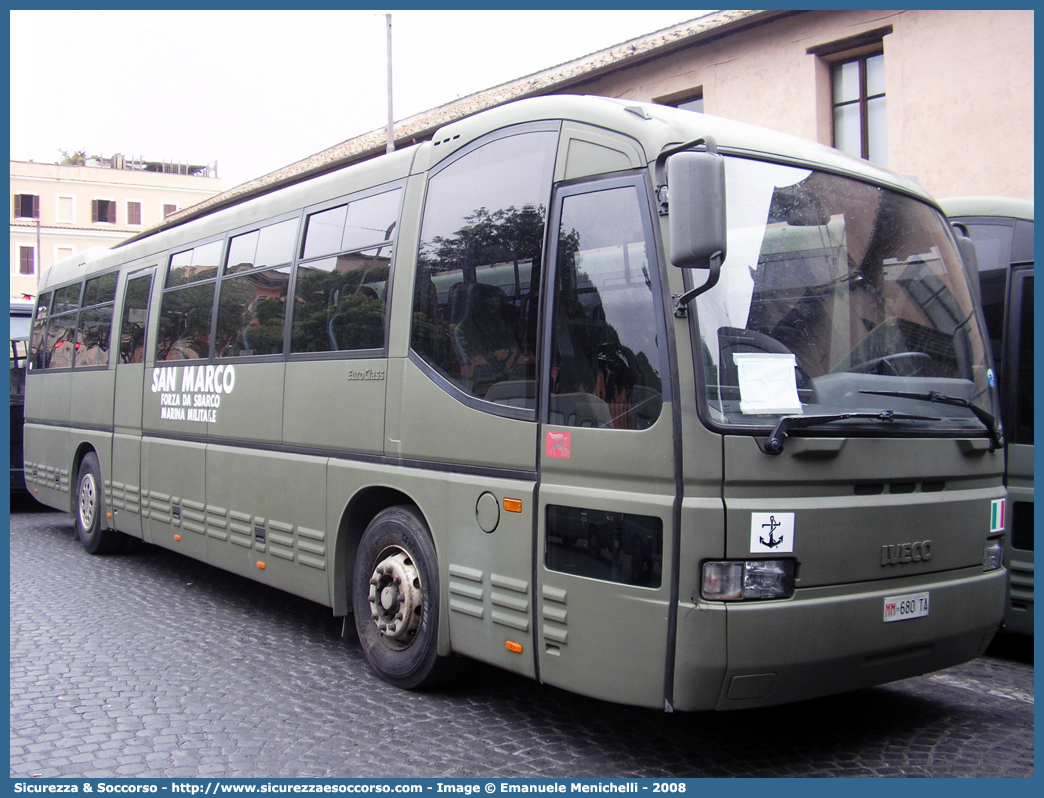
[[24, 96, 1007, 711], [942, 197, 1033, 636]]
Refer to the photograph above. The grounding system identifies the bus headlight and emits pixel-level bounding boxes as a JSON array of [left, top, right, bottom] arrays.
[[982, 538, 1004, 572], [701, 560, 795, 601]]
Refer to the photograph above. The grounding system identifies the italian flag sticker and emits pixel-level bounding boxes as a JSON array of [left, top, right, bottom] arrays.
[[990, 498, 1006, 533]]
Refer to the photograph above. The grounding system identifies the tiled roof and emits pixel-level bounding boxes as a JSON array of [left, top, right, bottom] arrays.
[[135, 10, 775, 242]]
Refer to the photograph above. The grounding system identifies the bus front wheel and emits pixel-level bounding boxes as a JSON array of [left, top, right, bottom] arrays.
[[352, 506, 460, 689], [74, 453, 124, 555]]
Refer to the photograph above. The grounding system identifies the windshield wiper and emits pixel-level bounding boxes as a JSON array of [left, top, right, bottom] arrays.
[[859, 389, 1004, 451], [757, 410, 940, 455]]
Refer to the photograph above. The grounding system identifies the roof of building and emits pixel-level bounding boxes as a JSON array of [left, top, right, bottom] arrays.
[[146, 10, 782, 237]]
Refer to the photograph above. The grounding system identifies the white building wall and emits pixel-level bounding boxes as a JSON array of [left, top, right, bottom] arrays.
[[10, 160, 222, 298]]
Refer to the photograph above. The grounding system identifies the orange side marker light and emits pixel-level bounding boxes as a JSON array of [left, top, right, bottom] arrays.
[[503, 498, 523, 513], [505, 640, 523, 654], [257, 561, 266, 570], [173, 534, 181, 542]]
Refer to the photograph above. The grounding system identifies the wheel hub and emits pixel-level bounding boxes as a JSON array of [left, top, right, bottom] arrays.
[[367, 550, 422, 647], [78, 473, 96, 531]]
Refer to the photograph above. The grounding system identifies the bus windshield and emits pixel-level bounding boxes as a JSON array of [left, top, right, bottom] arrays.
[[696, 157, 995, 435]]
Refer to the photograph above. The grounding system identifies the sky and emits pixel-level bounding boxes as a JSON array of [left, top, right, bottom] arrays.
[[10, 9, 711, 191]]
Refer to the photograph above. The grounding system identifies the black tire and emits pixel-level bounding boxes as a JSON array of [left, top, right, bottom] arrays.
[[352, 505, 461, 689], [74, 453, 124, 555]]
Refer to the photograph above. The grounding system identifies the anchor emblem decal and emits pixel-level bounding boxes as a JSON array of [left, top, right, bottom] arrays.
[[750, 512, 795, 553], [759, 515, 784, 549]]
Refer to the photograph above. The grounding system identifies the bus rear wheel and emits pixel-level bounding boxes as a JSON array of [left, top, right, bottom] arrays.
[[352, 505, 460, 689], [74, 452, 124, 555]]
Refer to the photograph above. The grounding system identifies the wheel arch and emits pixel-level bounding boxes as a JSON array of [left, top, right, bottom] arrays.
[[330, 485, 423, 617], [69, 442, 108, 530]]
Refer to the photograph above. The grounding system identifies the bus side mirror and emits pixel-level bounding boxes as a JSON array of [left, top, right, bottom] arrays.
[[951, 222, 981, 306], [667, 151, 727, 271]]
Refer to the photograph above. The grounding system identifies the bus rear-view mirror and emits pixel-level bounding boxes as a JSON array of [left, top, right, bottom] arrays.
[[667, 150, 727, 271]]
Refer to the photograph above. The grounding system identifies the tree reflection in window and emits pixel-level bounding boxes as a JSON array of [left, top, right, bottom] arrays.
[[290, 248, 390, 353], [156, 283, 215, 361], [73, 272, 118, 368], [410, 130, 557, 408], [119, 274, 153, 365], [29, 292, 51, 370], [549, 187, 663, 430], [74, 306, 114, 367], [413, 205, 546, 404], [45, 313, 77, 370], [215, 268, 290, 358]]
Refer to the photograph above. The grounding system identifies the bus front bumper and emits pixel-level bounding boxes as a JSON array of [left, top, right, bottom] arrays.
[[672, 566, 1006, 711]]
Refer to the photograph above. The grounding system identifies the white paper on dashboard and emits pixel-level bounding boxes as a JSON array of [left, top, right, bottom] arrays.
[[733, 352, 803, 415]]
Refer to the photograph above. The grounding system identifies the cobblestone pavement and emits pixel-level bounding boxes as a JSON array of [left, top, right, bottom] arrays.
[[10, 495, 1034, 778]]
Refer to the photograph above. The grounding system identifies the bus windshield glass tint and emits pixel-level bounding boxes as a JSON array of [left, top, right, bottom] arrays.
[[695, 157, 996, 434]]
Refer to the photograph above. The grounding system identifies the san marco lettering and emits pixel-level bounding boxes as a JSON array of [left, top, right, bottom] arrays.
[[151, 364, 237, 424]]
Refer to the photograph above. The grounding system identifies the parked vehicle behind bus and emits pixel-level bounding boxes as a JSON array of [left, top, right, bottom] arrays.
[[942, 197, 1033, 636], [24, 96, 1006, 710], [10, 297, 34, 492]]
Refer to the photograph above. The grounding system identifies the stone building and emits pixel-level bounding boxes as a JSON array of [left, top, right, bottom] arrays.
[[10, 156, 221, 298]]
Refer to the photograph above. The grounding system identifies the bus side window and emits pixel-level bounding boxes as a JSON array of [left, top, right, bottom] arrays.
[[410, 130, 557, 407], [216, 218, 298, 358], [156, 241, 222, 361], [119, 273, 154, 364], [549, 185, 664, 430], [29, 292, 52, 370], [290, 191, 400, 355], [73, 272, 118, 368], [43, 283, 82, 371], [963, 222, 1014, 369], [290, 247, 391, 353]]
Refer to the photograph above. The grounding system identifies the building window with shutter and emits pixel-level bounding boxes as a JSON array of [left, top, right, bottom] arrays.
[[832, 52, 887, 166], [14, 194, 39, 219], [92, 199, 116, 224], [163, 203, 177, 218], [19, 246, 35, 275], [127, 201, 142, 225]]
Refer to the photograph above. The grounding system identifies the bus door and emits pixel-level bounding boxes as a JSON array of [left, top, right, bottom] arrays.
[[110, 268, 154, 538], [1003, 266, 1033, 630], [391, 125, 574, 679], [536, 176, 677, 709]]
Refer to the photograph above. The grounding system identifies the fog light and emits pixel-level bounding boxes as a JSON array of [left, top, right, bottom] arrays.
[[983, 538, 1003, 571], [702, 560, 795, 601], [702, 562, 743, 600]]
